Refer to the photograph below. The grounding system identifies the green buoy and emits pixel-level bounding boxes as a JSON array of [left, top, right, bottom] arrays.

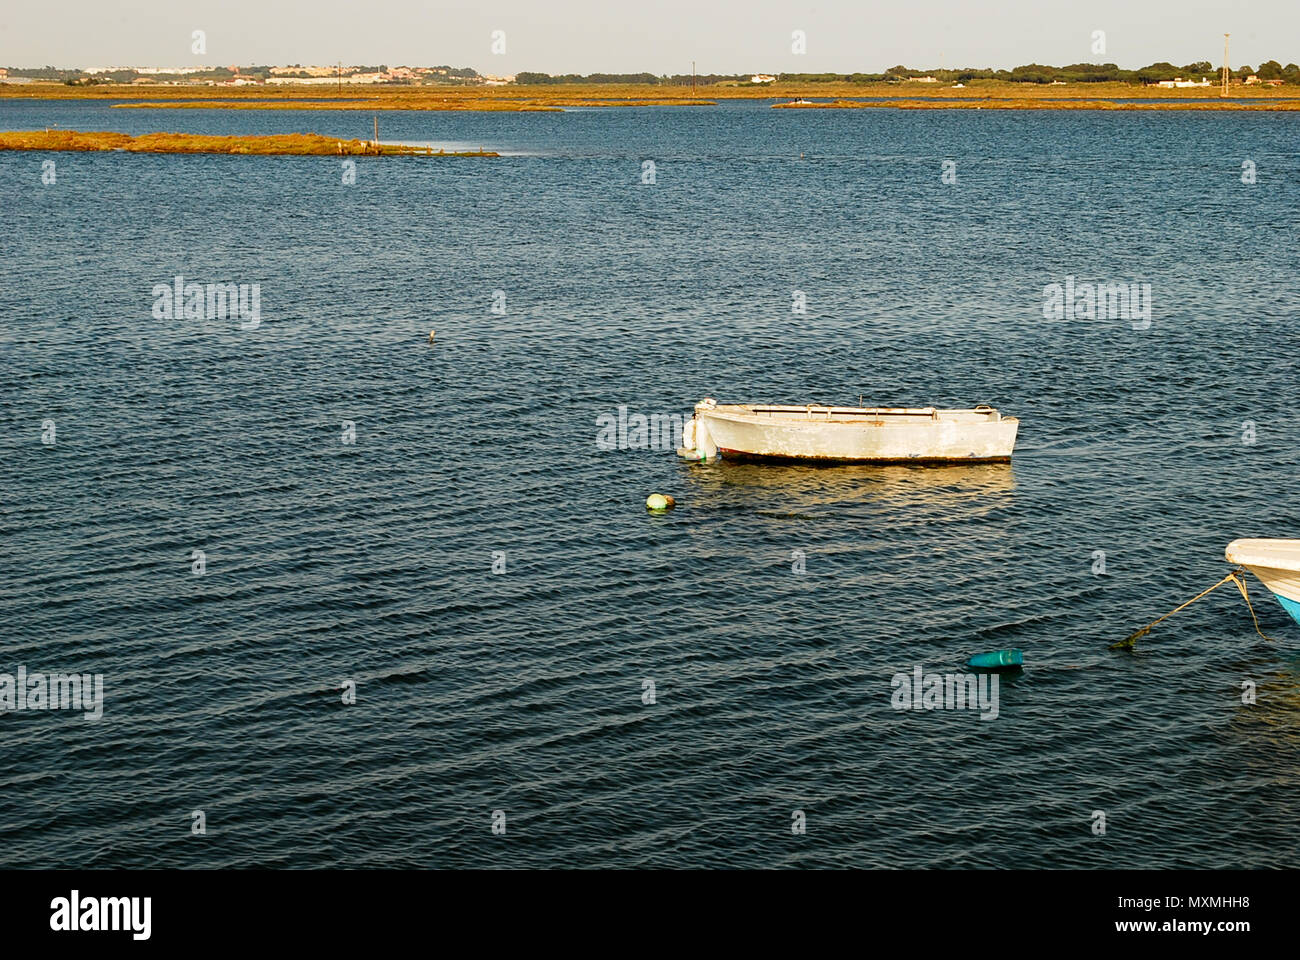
[[967, 648, 1023, 670]]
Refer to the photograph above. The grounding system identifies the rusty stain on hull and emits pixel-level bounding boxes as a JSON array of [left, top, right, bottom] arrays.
[[718, 450, 1014, 465]]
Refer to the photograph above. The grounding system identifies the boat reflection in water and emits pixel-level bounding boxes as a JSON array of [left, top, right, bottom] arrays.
[[676, 460, 1018, 600], [680, 459, 1016, 514]]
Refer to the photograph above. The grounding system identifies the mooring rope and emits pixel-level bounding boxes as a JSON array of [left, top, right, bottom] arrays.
[[1231, 570, 1276, 644], [1111, 567, 1276, 650]]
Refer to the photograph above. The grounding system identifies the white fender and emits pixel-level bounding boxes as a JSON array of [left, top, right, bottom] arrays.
[[677, 405, 720, 461], [695, 417, 718, 460]]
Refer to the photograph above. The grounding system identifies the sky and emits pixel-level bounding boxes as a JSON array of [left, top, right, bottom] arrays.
[[0, 0, 1294, 73]]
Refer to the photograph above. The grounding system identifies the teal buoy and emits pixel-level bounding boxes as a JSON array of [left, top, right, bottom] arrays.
[[967, 648, 1023, 670]]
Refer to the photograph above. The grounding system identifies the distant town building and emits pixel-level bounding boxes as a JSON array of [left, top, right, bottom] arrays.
[[751, 74, 776, 84], [907, 76, 939, 83], [269, 72, 385, 85], [270, 66, 338, 77], [1155, 77, 1211, 88], [86, 66, 207, 75]]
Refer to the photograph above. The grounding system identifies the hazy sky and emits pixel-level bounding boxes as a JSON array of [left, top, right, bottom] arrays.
[[0, 0, 1293, 72]]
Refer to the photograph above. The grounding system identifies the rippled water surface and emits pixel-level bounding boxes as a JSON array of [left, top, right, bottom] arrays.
[[2, 99, 1299, 868]]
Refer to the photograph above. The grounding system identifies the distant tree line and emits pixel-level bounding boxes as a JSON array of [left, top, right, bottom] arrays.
[[512, 62, 1300, 85], [781, 60, 1300, 84]]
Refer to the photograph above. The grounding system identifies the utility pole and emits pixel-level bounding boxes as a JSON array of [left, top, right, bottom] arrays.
[[1221, 34, 1230, 97], [338, 60, 342, 96]]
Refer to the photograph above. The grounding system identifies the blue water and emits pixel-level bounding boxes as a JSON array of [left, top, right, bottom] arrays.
[[2, 99, 1299, 868]]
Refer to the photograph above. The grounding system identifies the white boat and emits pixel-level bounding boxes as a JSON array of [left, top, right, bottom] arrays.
[[678, 398, 1018, 463], [1225, 539, 1300, 626]]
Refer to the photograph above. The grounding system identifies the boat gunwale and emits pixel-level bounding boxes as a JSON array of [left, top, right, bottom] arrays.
[[1226, 539, 1300, 575], [699, 403, 1016, 425]]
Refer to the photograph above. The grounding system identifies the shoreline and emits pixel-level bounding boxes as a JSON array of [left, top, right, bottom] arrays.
[[3, 80, 1300, 111], [107, 98, 719, 112], [0, 130, 498, 156], [772, 97, 1300, 111]]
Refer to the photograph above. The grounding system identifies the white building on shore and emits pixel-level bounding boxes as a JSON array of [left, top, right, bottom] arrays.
[[1154, 77, 1211, 88]]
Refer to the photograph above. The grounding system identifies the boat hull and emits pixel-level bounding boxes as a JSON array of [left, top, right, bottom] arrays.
[[1276, 594, 1300, 626], [1225, 539, 1300, 626], [696, 404, 1018, 463]]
